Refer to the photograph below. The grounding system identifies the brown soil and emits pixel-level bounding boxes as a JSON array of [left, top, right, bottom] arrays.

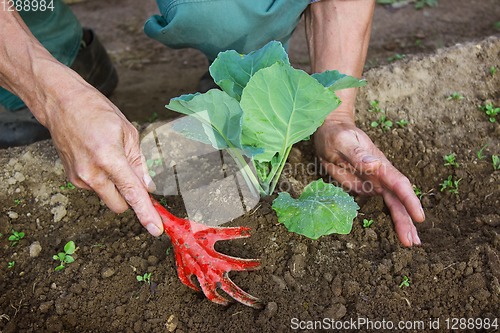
[[1, 1, 500, 332]]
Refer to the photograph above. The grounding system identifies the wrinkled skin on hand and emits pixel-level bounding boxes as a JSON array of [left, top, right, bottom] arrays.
[[314, 118, 425, 247], [45, 85, 164, 237]]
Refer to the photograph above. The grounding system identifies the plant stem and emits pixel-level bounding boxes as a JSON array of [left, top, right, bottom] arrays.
[[269, 145, 294, 195], [226, 147, 266, 197]]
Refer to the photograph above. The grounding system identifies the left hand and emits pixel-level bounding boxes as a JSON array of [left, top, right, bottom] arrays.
[[314, 117, 425, 247]]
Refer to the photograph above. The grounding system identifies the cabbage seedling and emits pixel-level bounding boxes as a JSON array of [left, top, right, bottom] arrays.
[[53, 241, 76, 271], [167, 41, 361, 239]]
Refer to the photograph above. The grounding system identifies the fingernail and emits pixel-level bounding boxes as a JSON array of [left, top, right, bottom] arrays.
[[143, 174, 157, 192], [420, 206, 425, 219], [146, 223, 162, 237], [414, 233, 421, 246], [407, 231, 413, 247], [362, 155, 380, 163]]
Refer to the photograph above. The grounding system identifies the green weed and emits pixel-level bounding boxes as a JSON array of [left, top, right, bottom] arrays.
[[368, 100, 384, 113], [440, 175, 461, 194], [477, 143, 489, 159], [493, 155, 500, 171], [446, 92, 464, 101], [415, 39, 425, 49], [146, 112, 158, 123], [60, 182, 76, 190], [396, 119, 409, 127], [399, 276, 410, 288], [9, 230, 25, 247], [388, 54, 406, 62], [363, 219, 374, 228], [137, 272, 152, 285], [146, 158, 163, 177], [478, 103, 500, 123], [53, 241, 76, 271], [371, 115, 393, 131], [443, 153, 459, 168], [413, 185, 423, 199], [8, 261, 15, 268]]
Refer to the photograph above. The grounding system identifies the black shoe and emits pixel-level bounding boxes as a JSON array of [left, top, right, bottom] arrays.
[[0, 108, 50, 149], [70, 27, 118, 96], [0, 27, 118, 149]]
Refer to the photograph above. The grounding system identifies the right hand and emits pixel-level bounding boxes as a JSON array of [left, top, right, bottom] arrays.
[[44, 82, 164, 237], [315, 116, 424, 247]]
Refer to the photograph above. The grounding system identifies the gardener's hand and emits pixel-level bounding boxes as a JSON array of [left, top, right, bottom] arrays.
[[314, 117, 425, 247], [45, 84, 164, 237], [0, 11, 164, 237]]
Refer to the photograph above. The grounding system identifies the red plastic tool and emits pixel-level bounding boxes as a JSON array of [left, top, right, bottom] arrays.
[[151, 196, 263, 308]]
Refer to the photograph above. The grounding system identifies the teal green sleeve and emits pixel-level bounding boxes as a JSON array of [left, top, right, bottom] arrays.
[[144, 0, 310, 62], [0, 0, 82, 111]]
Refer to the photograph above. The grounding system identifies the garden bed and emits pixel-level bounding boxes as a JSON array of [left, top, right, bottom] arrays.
[[1, 0, 500, 331]]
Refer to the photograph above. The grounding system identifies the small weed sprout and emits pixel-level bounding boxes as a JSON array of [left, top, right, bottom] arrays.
[[137, 272, 152, 285], [491, 66, 498, 75], [146, 112, 158, 123], [9, 230, 25, 247], [415, 39, 425, 49], [8, 261, 15, 268], [443, 153, 459, 168], [367, 59, 380, 68], [446, 92, 464, 101], [371, 115, 393, 131], [413, 185, 423, 199], [388, 54, 406, 62], [493, 155, 500, 171], [477, 143, 489, 159], [399, 276, 410, 288], [414, 0, 438, 9], [53, 241, 76, 271], [478, 103, 500, 123], [376, 0, 438, 10], [60, 182, 76, 190], [363, 219, 374, 228], [440, 175, 462, 194], [146, 158, 163, 177], [159, 197, 169, 207], [396, 119, 408, 127], [368, 100, 384, 113]]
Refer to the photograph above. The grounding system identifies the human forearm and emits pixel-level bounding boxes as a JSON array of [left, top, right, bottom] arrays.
[[305, 0, 375, 123], [0, 10, 87, 126]]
